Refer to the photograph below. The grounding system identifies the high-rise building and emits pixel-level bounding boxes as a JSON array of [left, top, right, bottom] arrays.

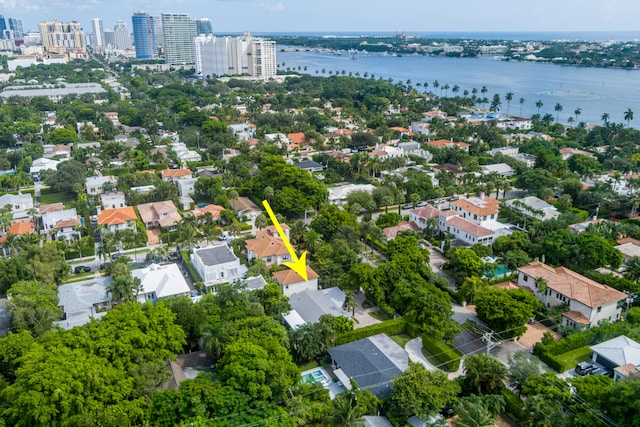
[[114, 21, 132, 50], [8, 18, 23, 39], [132, 12, 157, 59], [194, 35, 229, 77], [39, 20, 86, 52], [152, 16, 163, 48], [91, 18, 104, 46], [104, 30, 115, 46], [194, 33, 277, 80], [161, 13, 196, 66], [195, 18, 213, 36], [0, 16, 6, 39]]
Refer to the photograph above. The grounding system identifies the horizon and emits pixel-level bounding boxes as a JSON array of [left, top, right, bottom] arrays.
[[4, 0, 640, 36]]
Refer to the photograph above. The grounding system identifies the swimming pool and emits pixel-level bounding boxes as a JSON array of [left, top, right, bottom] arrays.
[[485, 264, 511, 277], [301, 368, 329, 385]]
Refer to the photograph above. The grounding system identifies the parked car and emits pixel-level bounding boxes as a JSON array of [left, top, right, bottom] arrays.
[[416, 201, 428, 207], [575, 361, 598, 376], [74, 265, 91, 274], [111, 253, 131, 261], [402, 204, 413, 210], [99, 262, 110, 270]]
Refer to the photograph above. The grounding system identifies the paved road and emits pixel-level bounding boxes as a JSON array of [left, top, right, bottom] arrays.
[[427, 247, 456, 289]]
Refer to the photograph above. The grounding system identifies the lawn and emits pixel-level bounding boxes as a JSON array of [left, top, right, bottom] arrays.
[[39, 191, 76, 206], [297, 360, 319, 373], [369, 310, 390, 321], [390, 333, 412, 348], [554, 346, 593, 372]]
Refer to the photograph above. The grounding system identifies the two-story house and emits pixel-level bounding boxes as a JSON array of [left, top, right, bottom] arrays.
[[272, 266, 319, 297], [132, 263, 191, 303], [191, 243, 248, 291], [0, 192, 34, 213], [85, 175, 117, 195], [100, 191, 127, 211], [41, 208, 81, 241], [517, 261, 627, 328], [161, 168, 192, 183], [97, 206, 137, 233], [245, 225, 291, 266], [137, 200, 181, 230]]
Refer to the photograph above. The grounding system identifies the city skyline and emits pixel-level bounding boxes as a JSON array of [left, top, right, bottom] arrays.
[[4, 0, 640, 36]]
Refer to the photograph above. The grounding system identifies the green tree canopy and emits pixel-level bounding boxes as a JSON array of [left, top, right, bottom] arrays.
[[474, 288, 542, 338]]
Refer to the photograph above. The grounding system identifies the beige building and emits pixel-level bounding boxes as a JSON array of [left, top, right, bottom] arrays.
[[39, 20, 86, 54]]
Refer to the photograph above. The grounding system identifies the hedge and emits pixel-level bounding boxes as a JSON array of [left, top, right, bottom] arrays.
[[180, 251, 202, 283], [501, 389, 525, 422], [534, 321, 630, 356], [535, 350, 564, 372], [421, 333, 461, 372], [335, 318, 408, 346]]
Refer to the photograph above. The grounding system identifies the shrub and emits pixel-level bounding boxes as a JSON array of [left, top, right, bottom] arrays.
[[421, 334, 461, 372], [501, 388, 525, 421], [335, 318, 407, 345]]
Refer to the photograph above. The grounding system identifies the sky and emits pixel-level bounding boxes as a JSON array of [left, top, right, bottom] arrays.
[[3, 0, 640, 35]]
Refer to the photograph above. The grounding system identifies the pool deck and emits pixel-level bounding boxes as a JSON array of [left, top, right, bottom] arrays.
[[301, 366, 346, 399]]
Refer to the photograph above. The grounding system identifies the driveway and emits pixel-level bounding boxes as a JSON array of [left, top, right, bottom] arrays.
[[352, 292, 382, 329], [405, 337, 465, 379], [427, 247, 456, 289]]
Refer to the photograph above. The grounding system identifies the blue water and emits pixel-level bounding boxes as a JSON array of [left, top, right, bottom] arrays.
[[248, 31, 640, 42], [485, 264, 511, 277], [277, 49, 640, 126]]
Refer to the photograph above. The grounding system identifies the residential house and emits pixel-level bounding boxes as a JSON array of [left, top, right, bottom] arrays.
[[176, 178, 197, 197], [132, 263, 191, 303], [327, 333, 409, 398], [272, 266, 319, 297], [481, 163, 514, 177], [191, 204, 225, 222], [244, 275, 268, 292], [409, 206, 441, 229], [381, 221, 421, 243], [421, 109, 448, 122], [559, 148, 595, 160], [85, 175, 117, 195], [0, 192, 33, 213], [505, 196, 560, 221], [245, 225, 291, 266], [410, 121, 433, 136], [232, 197, 262, 220], [495, 117, 533, 130], [43, 144, 71, 160], [589, 336, 640, 381], [97, 206, 137, 233], [615, 237, 640, 260], [7, 221, 35, 237], [137, 200, 181, 230], [568, 218, 604, 234], [170, 142, 201, 163], [191, 243, 248, 291], [161, 168, 192, 182], [328, 184, 376, 206], [100, 191, 127, 211], [363, 416, 395, 427], [54, 277, 112, 329], [294, 160, 325, 173], [398, 141, 433, 161], [228, 123, 256, 141], [488, 146, 536, 167], [282, 287, 348, 329], [29, 157, 59, 179], [517, 261, 627, 328], [439, 194, 512, 246], [41, 208, 81, 240], [426, 139, 470, 152]]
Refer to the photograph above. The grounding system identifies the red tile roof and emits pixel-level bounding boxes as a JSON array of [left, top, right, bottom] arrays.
[[272, 266, 319, 285], [98, 207, 137, 226], [9, 221, 35, 235], [288, 132, 307, 144], [161, 168, 192, 178]]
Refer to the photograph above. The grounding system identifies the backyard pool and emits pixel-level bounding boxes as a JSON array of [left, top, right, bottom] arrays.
[[484, 264, 511, 277], [301, 367, 329, 385]]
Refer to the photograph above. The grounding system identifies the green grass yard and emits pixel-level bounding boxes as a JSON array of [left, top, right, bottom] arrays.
[[554, 346, 592, 372], [39, 191, 76, 206]]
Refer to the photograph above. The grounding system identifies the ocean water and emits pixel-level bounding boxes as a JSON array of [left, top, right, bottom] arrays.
[[276, 50, 640, 126]]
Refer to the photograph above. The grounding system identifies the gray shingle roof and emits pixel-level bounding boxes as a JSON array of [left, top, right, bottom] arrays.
[[194, 244, 238, 266], [327, 333, 409, 397], [288, 288, 347, 324]]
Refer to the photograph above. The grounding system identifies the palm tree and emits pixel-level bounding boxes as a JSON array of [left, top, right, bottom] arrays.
[[254, 213, 268, 230], [331, 391, 365, 427], [567, 117, 575, 127], [432, 80, 440, 96], [505, 92, 514, 116], [227, 189, 239, 211], [480, 86, 488, 101], [304, 230, 322, 253], [554, 103, 563, 123], [623, 257, 640, 283], [601, 112, 610, 125], [574, 107, 582, 123], [624, 108, 634, 127], [443, 83, 450, 97], [462, 353, 507, 395], [452, 85, 460, 97], [72, 238, 84, 260], [382, 196, 393, 214], [519, 97, 525, 116], [535, 99, 543, 114]]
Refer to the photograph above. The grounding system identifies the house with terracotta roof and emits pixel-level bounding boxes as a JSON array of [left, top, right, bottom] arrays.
[[559, 148, 595, 160], [97, 206, 137, 233], [161, 168, 192, 182], [245, 225, 291, 266], [137, 201, 181, 230], [191, 204, 225, 222], [409, 206, 441, 229], [517, 261, 627, 328], [381, 221, 421, 243], [8, 221, 35, 236], [288, 132, 307, 149], [426, 139, 470, 152], [272, 266, 319, 297]]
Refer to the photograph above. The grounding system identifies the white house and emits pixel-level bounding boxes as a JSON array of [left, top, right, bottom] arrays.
[[170, 142, 201, 164], [0, 192, 33, 213], [590, 336, 640, 381], [272, 266, 319, 297], [282, 287, 348, 329], [54, 277, 112, 330], [41, 208, 81, 240], [177, 177, 197, 197], [132, 263, 192, 303], [85, 175, 117, 195], [328, 184, 376, 206], [30, 157, 59, 179], [517, 261, 627, 328], [100, 191, 127, 211], [481, 163, 514, 177], [506, 196, 560, 221], [191, 243, 248, 291], [229, 123, 256, 140]]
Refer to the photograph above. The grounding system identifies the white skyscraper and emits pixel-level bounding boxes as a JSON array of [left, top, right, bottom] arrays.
[[161, 13, 196, 66], [194, 33, 277, 80], [91, 18, 104, 46], [113, 21, 132, 50]]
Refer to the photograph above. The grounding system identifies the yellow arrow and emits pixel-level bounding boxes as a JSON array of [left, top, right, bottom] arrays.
[[261, 200, 309, 282]]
